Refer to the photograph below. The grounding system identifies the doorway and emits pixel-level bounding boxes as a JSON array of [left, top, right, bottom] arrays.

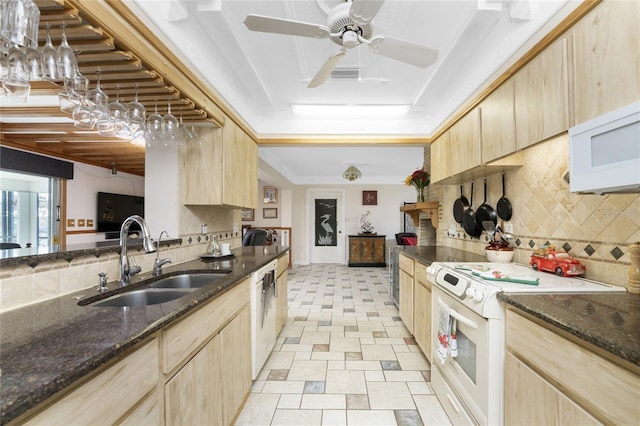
[[0, 170, 61, 249], [307, 189, 345, 264]]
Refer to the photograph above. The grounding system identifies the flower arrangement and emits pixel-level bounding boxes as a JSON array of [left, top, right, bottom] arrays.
[[360, 210, 374, 233], [404, 168, 430, 202]]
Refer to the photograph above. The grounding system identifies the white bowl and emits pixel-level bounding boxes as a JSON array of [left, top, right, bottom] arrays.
[[486, 246, 514, 262]]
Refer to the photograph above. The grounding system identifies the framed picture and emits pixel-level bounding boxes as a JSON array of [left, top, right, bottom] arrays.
[[241, 208, 254, 221], [362, 190, 377, 206], [263, 208, 278, 219], [264, 187, 278, 204]]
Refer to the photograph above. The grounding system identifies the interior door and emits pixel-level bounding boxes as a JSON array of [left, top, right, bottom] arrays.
[[308, 189, 344, 264]]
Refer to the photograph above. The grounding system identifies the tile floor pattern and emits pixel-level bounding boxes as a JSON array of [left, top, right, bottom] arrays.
[[235, 264, 451, 426]]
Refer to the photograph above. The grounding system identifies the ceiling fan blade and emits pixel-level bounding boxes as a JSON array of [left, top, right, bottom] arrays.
[[349, 0, 385, 26], [308, 50, 346, 88], [369, 36, 439, 68], [244, 14, 330, 39]]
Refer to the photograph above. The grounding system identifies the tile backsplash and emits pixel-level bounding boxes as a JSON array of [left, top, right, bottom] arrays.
[[425, 133, 640, 288]]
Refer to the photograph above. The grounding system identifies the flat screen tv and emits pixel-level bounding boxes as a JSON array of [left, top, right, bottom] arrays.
[[96, 192, 144, 233]]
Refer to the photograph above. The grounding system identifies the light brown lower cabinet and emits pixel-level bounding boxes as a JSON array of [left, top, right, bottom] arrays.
[[412, 261, 431, 363], [505, 308, 640, 425], [399, 269, 414, 334], [165, 305, 251, 425], [276, 253, 289, 335], [505, 352, 599, 425], [276, 269, 288, 335], [165, 332, 223, 425], [18, 339, 159, 426], [165, 304, 251, 426]]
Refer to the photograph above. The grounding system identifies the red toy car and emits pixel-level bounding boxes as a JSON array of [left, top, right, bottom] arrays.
[[530, 247, 585, 277]]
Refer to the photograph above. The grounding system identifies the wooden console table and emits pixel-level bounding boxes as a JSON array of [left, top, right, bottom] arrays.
[[348, 234, 386, 267]]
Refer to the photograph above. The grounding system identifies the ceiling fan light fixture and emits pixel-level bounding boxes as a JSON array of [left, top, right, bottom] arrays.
[[292, 104, 409, 117], [343, 165, 362, 181]]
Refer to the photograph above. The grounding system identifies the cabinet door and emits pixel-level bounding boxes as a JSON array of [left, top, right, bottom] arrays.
[[220, 306, 252, 426], [481, 78, 516, 162], [413, 277, 431, 362], [399, 269, 414, 334], [505, 353, 600, 426], [116, 391, 161, 426], [573, 0, 640, 124], [222, 119, 244, 207], [430, 131, 450, 183], [243, 133, 258, 209], [449, 108, 481, 176], [515, 36, 569, 149], [276, 269, 289, 335], [24, 339, 158, 426], [165, 334, 224, 426], [181, 126, 224, 205]]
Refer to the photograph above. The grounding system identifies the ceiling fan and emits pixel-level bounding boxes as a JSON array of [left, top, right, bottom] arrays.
[[244, 0, 439, 88]]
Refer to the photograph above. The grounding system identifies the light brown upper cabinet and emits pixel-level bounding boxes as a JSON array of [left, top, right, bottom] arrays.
[[449, 107, 482, 177], [515, 36, 570, 150], [430, 130, 450, 184], [182, 119, 258, 208], [481, 78, 516, 162], [572, 0, 640, 125]]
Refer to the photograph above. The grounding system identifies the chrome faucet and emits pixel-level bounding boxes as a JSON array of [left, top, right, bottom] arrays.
[[119, 215, 156, 286], [153, 230, 172, 276]]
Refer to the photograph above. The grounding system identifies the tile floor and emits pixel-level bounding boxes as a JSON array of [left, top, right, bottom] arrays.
[[235, 264, 451, 426]]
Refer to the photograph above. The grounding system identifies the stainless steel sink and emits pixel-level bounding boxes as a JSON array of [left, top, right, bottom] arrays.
[[149, 273, 227, 289], [91, 288, 192, 307]]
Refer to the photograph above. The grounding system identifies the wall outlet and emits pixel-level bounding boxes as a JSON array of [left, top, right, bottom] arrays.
[[505, 223, 514, 233]]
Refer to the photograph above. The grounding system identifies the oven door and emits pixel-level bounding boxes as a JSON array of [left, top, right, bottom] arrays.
[[431, 287, 495, 425]]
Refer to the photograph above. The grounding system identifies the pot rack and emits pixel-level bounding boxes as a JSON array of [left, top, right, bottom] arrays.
[[1, 0, 225, 176]]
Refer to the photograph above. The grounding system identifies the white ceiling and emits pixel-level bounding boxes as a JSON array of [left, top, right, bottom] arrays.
[[124, 0, 580, 186], [10, 0, 582, 186]]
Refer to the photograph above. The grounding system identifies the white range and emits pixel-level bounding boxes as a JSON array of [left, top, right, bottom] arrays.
[[426, 261, 625, 426]]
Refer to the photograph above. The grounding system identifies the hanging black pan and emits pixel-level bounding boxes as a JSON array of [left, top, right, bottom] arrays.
[[475, 178, 497, 229], [462, 182, 482, 238], [497, 173, 513, 221], [453, 185, 469, 224]]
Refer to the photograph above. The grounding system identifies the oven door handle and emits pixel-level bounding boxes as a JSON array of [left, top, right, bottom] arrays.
[[437, 297, 479, 330]]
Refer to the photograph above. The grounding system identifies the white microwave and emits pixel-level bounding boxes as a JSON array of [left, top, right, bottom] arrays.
[[569, 101, 640, 194]]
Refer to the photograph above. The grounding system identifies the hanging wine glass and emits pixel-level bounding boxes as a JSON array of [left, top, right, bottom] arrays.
[[25, 46, 42, 80], [0, 0, 40, 48], [190, 121, 201, 146], [0, 52, 9, 84], [108, 85, 129, 138], [3, 44, 30, 100], [59, 69, 88, 113], [125, 84, 145, 134], [146, 98, 164, 146], [41, 24, 58, 81], [178, 109, 192, 146], [87, 68, 109, 126], [56, 23, 77, 79], [162, 98, 179, 146]]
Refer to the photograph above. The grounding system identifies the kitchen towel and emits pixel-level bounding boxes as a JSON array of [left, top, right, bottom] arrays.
[[471, 270, 539, 285], [436, 299, 451, 365]]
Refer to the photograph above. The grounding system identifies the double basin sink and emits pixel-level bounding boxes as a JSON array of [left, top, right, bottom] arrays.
[[90, 273, 228, 308]]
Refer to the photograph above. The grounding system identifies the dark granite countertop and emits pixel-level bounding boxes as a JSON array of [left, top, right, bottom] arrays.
[[498, 292, 640, 367], [0, 238, 183, 268], [0, 245, 288, 424], [393, 245, 487, 265]]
